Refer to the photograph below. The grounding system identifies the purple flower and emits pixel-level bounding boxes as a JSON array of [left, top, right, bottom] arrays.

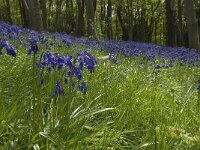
[[6, 45, 16, 57], [52, 82, 64, 97], [83, 51, 97, 73], [65, 56, 73, 69], [28, 38, 39, 55], [73, 66, 83, 80], [78, 81, 87, 94], [0, 40, 16, 57]]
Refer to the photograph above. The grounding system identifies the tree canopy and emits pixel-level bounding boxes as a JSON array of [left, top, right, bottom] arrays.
[[0, 0, 200, 51]]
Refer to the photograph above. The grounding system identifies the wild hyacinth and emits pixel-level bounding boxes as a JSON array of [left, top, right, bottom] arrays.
[[1, 21, 199, 67], [38, 50, 97, 96], [52, 81, 64, 97], [28, 37, 39, 55], [0, 39, 16, 57]]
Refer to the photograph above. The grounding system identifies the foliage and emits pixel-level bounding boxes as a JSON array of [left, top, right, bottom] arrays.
[[0, 22, 200, 149]]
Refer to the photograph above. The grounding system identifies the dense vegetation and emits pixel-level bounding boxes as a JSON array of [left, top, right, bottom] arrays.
[[1, 0, 200, 149], [0, 20, 200, 149], [1, 0, 200, 50]]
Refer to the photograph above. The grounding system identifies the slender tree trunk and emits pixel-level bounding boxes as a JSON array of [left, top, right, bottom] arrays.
[[19, 0, 26, 27], [40, 0, 47, 30], [140, 2, 146, 42], [165, 0, 176, 46], [85, 0, 96, 37], [55, 0, 62, 31], [184, 0, 200, 50], [65, 0, 75, 34], [47, 0, 53, 29], [106, 0, 112, 39], [76, 0, 85, 37], [148, 0, 161, 42], [32, 0, 43, 31], [21, 0, 43, 31], [21, 0, 33, 28], [177, 0, 184, 46], [127, 0, 133, 41], [117, 5, 128, 40], [5, 0, 12, 24], [100, 1, 106, 36], [154, 21, 157, 44]]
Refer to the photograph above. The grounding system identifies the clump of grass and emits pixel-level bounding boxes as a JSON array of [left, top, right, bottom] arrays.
[[0, 22, 200, 149], [1, 45, 200, 149]]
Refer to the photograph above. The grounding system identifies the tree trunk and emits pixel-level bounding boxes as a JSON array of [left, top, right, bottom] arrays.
[[55, 0, 63, 31], [75, 0, 85, 37], [165, 0, 176, 46], [117, 5, 128, 40], [48, 0, 53, 29], [176, 0, 184, 46], [65, 0, 75, 34], [5, 0, 12, 24], [106, 0, 112, 39], [32, 0, 43, 31], [127, 0, 133, 41], [21, 0, 43, 31], [100, 1, 106, 37], [20, 0, 33, 28], [184, 0, 200, 50], [40, 0, 47, 30], [85, 0, 96, 37]]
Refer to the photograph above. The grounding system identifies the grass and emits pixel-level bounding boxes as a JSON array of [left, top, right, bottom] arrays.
[[0, 43, 200, 150]]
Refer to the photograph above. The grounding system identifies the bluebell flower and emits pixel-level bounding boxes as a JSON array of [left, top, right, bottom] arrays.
[[83, 51, 97, 73], [79, 61, 84, 70], [52, 82, 64, 97], [155, 65, 161, 69], [57, 56, 66, 71], [65, 56, 73, 69], [77, 52, 84, 70], [36, 61, 41, 68], [50, 42, 54, 46], [1, 40, 9, 47], [6, 45, 16, 57], [78, 81, 87, 94], [42, 51, 57, 68], [73, 66, 83, 80], [19, 37, 23, 45], [0, 40, 16, 57], [66, 42, 71, 48], [28, 38, 39, 55], [0, 40, 4, 55], [68, 71, 71, 77], [58, 64, 63, 71], [72, 81, 76, 90]]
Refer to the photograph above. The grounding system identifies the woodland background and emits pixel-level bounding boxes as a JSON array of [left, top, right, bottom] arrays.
[[0, 0, 200, 50]]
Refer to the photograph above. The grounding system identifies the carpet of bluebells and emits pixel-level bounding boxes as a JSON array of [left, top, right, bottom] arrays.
[[0, 21, 200, 149]]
